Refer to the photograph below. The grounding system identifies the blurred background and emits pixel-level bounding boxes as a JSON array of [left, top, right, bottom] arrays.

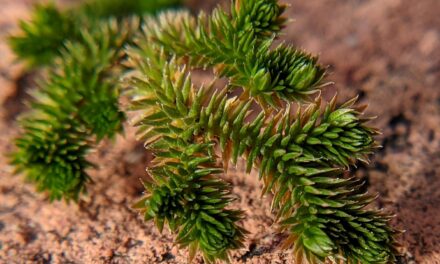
[[0, 0, 439, 263]]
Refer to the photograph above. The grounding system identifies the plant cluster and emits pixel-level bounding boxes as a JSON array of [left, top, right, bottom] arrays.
[[10, 0, 398, 263], [125, 1, 398, 263], [10, 0, 181, 200]]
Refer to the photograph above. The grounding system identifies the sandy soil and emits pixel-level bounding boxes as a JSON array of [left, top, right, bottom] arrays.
[[1, 0, 440, 263]]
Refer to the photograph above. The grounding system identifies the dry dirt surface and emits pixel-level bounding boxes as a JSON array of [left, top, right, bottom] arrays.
[[1, 0, 440, 263]]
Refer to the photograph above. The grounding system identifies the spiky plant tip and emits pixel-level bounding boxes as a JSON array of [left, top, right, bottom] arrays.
[[11, 118, 92, 201], [132, 142, 247, 263], [233, 0, 288, 37]]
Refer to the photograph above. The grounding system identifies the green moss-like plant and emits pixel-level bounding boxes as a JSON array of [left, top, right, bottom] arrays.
[[125, 1, 398, 263], [10, 0, 398, 263], [10, 0, 181, 200]]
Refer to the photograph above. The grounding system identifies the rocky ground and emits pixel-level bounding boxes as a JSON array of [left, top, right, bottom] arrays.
[[1, 0, 439, 263]]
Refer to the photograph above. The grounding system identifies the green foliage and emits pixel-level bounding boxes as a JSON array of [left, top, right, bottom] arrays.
[[12, 117, 91, 201], [125, 0, 399, 263], [11, 19, 139, 200], [10, 1, 181, 201], [9, 0, 398, 262], [133, 142, 246, 263], [9, 0, 182, 66], [9, 4, 80, 66], [142, 2, 324, 107], [126, 48, 246, 262]]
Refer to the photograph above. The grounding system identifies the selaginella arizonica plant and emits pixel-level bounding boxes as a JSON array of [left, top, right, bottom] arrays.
[[125, 1, 399, 263], [10, 0, 181, 200], [10, 0, 399, 263]]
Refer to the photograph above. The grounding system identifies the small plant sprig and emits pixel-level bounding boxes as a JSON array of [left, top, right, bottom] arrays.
[[144, 4, 325, 106], [125, 0, 399, 263], [12, 20, 138, 200], [10, 1, 181, 200]]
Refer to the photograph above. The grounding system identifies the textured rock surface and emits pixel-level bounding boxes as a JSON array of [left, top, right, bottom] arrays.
[[1, 0, 439, 263]]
